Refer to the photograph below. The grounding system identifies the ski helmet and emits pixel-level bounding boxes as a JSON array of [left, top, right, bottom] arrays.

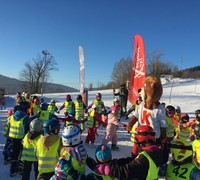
[[96, 93, 102, 99], [66, 94, 71, 100], [195, 110, 200, 121], [50, 99, 56, 103], [180, 113, 189, 123], [40, 102, 48, 110], [175, 106, 181, 114], [194, 124, 200, 137], [111, 105, 118, 112], [30, 118, 44, 134], [134, 125, 156, 144], [170, 139, 192, 163], [7, 109, 13, 117], [165, 105, 175, 116], [77, 95, 82, 101], [113, 98, 119, 103], [68, 109, 75, 116], [62, 124, 81, 146], [19, 101, 30, 112], [43, 118, 60, 135]]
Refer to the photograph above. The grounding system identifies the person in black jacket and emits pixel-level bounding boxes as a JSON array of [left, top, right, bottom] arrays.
[[109, 125, 164, 180], [113, 83, 128, 116]]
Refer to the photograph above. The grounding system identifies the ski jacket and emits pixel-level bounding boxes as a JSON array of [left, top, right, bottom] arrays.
[[36, 134, 62, 173], [64, 101, 74, 113], [21, 132, 40, 162], [110, 145, 163, 180]]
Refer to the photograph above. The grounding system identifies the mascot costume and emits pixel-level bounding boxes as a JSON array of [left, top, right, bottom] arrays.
[[127, 75, 167, 157]]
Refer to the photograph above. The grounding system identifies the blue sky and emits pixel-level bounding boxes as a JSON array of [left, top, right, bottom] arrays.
[[0, 0, 200, 89]]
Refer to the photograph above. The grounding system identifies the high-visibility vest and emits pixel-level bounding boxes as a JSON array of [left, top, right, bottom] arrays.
[[9, 115, 26, 139], [32, 104, 40, 115], [39, 110, 50, 121], [64, 101, 73, 113], [87, 111, 98, 128], [75, 101, 84, 120], [21, 134, 40, 162], [61, 150, 86, 178], [166, 162, 195, 180], [3, 116, 11, 136], [94, 100, 103, 114], [136, 151, 158, 180], [176, 125, 190, 140], [36, 136, 60, 173], [166, 117, 176, 138], [47, 104, 56, 114], [192, 139, 200, 166]]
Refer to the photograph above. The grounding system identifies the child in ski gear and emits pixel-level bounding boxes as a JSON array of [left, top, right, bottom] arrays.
[[106, 98, 122, 121], [58, 109, 87, 127], [36, 118, 62, 180], [102, 105, 127, 151], [21, 118, 43, 180], [74, 94, 87, 131], [86, 144, 112, 179], [159, 138, 200, 179], [4, 101, 32, 177], [85, 105, 106, 145], [47, 99, 58, 114], [192, 124, 200, 168], [38, 102, 57, 121], [175, 113, 191, 141], [50, 124, 87, 180], [58, 94, 75, 116], [109, 125, 163, 180], [29, 97, 41, 116], [2, 109, 13, 165], [86, 93, 106, 133], [172, 106, 181, 125]]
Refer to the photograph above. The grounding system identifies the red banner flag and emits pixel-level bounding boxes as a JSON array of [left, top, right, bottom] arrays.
[[128, 34, 146, 104]]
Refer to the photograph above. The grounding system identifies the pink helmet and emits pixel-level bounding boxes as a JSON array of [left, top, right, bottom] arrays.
[[66, 94, 71, 100], [111, 105, 118, 111], [7, 109, 13, 117]]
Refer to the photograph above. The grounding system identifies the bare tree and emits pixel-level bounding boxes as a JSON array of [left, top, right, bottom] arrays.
[[147, 51, 178, 77], [19, 51, 58, 94], [111, 57, 132, 87]]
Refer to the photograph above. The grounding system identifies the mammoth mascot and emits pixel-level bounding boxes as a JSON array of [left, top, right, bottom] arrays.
[[127, 75, 167, 156]]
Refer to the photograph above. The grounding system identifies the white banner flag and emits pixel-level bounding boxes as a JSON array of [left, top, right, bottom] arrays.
[[79, 46, 85, 94]]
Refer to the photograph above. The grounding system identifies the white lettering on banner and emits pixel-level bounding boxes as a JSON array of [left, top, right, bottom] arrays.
[[133, 47, 145, 78]]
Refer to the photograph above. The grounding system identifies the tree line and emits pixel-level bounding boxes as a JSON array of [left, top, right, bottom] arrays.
[[19, 50, 200, 93]]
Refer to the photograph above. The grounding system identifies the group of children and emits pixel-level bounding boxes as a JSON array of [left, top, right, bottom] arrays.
[[5, 91, 200, 179]]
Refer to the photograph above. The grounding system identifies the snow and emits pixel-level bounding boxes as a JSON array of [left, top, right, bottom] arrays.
[[1, 78, 200, 179]]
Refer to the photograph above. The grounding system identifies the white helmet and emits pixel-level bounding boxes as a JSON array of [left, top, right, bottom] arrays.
[[113, 98, 119, 103], [62, 124, 81, 146]]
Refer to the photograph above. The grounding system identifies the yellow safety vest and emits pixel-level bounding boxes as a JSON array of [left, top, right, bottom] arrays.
[[192, 139, 200, 166], [166, 117, 176, 138], [61, 150, 86, 179], [47, 104, 56, 114], [64, 101, 73, 113], [176, 125, 190, 140], [75, 101, 84, 120], [36, 136, 60, 173], [9, 115, 26, 139], [166, 162, 195, 180], [136, 151, 158, 180], [21, 134, 40, 162], [39, 110, 50, 121], [87, 111, 98, 128], [32, 104, 40, 115], [94, 100, 103, 114], [3, 116, 12, 136]]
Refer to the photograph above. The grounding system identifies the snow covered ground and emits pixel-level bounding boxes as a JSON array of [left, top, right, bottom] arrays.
[[1, 78, 200, 179]]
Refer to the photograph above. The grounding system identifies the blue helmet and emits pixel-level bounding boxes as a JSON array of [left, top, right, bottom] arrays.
[[40, 102, 49, 110], [43, 118, 60, 135], [68, 109, 75, 116]]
